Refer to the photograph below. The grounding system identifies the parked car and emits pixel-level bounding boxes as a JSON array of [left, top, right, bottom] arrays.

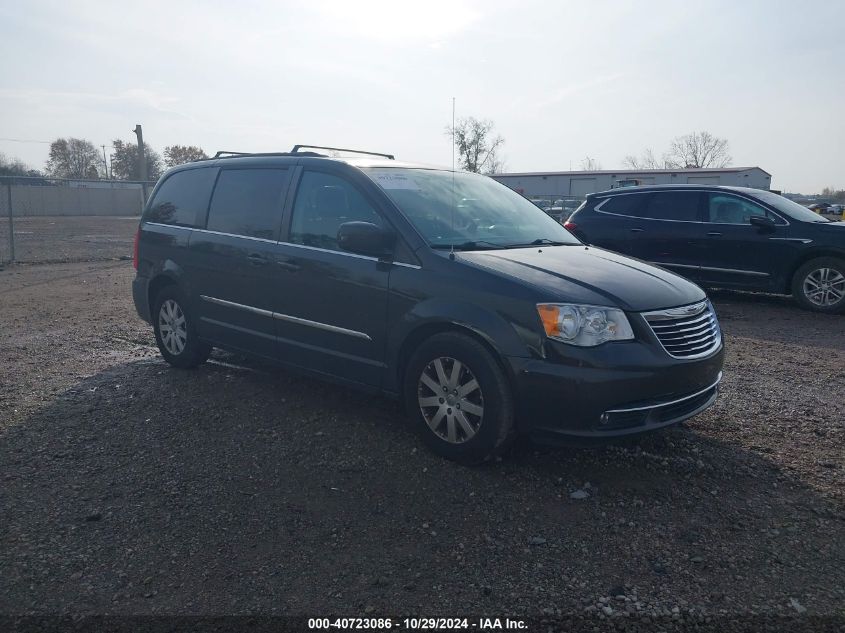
[[133, 147, 724, 463], [547, 199, 583, 224], [530, 198, 552, 211], [824, 203, 844, 220], [808, 203, 831, 213], [565, 185, 845, 313]]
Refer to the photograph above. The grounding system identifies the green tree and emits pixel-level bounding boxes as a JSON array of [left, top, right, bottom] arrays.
[[445, 117, 505, 174], [45, 138, 101, 179], [164, 145, 208, 167], [111, 139, 163, 181], [0, 153, 40, 177]]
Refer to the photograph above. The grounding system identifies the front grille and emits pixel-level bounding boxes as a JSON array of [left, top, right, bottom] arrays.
[[642, 301, 721, 359]]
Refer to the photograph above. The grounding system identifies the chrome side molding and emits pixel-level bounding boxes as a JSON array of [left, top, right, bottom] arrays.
[[199, 295, 372, 341]]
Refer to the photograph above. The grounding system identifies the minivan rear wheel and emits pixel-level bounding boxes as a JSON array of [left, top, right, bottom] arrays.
[[792, 257, 845, 314], [403, 332, 515, 464], [152, 286, 212, 368]]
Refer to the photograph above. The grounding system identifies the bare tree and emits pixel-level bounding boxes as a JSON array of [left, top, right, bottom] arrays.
[[580, 156, 602, 171], [111, 139, 163, 180], [622, 148, 669, 169], [164, 145, 208, 167], [445, 117, 505, 174], [665, 131, 732, 168], [45, 138, 101, 179], [485, 153, 508, 175]]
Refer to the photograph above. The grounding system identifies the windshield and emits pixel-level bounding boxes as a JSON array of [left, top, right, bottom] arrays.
[[365, 168, 580, 249], [751, 190, 831, 223]]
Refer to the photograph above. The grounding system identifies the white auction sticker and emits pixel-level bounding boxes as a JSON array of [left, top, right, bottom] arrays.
[[370, 171, 421, 190]]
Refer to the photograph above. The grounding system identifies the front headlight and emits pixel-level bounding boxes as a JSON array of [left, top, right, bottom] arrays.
[[536, 303, 634, 346]]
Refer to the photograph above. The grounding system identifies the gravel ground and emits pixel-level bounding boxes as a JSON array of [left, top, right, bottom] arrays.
[[0, 216, 138, 264], [0, 261, 843, 630]]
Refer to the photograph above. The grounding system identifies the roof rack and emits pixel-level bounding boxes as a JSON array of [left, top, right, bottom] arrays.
[[291, 145, 394, 160], [211, 150, 326, 159], [213, 151, 251, 158]]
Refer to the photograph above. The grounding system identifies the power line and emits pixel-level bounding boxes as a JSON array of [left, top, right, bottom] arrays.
[[0, 137, 52, 144], [0, 138, 120, 147]]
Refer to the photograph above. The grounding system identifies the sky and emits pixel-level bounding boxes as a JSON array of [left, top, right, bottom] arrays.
[[0, 0, 843, 193]]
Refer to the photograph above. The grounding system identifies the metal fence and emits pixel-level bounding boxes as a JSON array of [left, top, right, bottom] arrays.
[[523, 195, 585, 221], [0, 176, 154, 264]]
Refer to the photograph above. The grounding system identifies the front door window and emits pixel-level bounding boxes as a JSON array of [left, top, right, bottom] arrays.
[[290, 171, 384, 251]]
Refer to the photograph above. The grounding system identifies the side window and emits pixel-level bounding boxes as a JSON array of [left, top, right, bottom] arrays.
[[144, 168, 217, 227], [707, 194, 778, 225], [641, 192, 702, 221], [597, 194, 644, 216], [206, 169, 288, 240], [290, 171, 383, 251]]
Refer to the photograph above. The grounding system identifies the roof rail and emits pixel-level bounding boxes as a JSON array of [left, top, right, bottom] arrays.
[[291, 145, 394, 160], [211, 151, 326, 160], [213, 151, 251, 158]]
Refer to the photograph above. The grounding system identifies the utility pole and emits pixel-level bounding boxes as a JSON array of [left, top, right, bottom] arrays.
[[133, 124, 147, 181], [133, 124, 148, 200], [101, 145, 110, 179], [6, 183, 15, 263]]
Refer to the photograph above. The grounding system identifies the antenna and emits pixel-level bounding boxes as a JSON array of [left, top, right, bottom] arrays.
[[450, 97, 456, 259]]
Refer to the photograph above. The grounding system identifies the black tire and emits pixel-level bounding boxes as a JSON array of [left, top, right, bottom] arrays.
[[403, 332, 515, 464], [151, 285, 212, 368], [791, 257, 845, 314]]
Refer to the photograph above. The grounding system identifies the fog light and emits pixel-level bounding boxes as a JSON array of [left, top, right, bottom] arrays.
[[600, 413, 609, 425]]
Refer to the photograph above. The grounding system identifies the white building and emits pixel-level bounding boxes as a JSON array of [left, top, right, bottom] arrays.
[[492, 166, 772, 200]]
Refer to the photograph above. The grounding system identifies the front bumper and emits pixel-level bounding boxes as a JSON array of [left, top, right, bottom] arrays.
[[508, 339, 725, 441]]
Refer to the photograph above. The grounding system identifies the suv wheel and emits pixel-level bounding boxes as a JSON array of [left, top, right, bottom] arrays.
[[404, 332, 515, 464], [792, 257, 845, 314], [152, 286, 212, 368]]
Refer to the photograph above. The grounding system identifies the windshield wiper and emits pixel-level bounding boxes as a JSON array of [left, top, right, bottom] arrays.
[[430, 240, 506, 251], [505, 238, 571, 247]]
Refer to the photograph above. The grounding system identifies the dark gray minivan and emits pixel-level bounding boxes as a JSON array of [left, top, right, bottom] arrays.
[[133, 146, 724, 463]]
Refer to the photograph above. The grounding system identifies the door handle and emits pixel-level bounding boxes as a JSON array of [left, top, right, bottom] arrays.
[[247, 253, 270, 265], [706, 231, 722, 237], [630, 228, 644, 233], [276, 260, 300, 272]]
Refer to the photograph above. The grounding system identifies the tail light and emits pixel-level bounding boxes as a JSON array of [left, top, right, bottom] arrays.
[[563, 221, 577, 231], [133, 228, 140, 270]]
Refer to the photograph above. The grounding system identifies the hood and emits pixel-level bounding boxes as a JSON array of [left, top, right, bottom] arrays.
[[456, 245, 705, 312], [816, 221, 845, 233]]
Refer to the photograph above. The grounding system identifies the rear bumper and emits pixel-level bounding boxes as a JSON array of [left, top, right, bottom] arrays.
[[132, 276, 151, 324], [508, 341, 724, 441]]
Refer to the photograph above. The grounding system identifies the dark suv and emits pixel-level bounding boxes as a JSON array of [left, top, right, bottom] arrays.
[[132, 146, 724, 463], [565, 185, 845, 313]]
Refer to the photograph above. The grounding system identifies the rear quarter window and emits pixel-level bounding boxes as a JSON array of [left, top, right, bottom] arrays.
[[596, 194, 644, 216], [144, 168, 217, 227]]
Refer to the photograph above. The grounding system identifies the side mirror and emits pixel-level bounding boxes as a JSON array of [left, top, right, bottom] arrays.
[[337, 221, 395, 258], [749, 215, 776, 232]]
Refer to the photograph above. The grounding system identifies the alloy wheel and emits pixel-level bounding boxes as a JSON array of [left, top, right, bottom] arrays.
[[158, 299, 188, 355], [803, 267, 845, 307], [417, 356, 484, 444]]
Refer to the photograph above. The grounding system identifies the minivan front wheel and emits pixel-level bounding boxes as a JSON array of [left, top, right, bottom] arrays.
[[792, 257, 845, 314], [404, 332, 515, 464], [152, 286, 212, 368]]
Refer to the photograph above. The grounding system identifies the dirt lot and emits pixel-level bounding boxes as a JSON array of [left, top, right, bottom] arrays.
[[0, 258, 843, 629], [0, 216, 138, 264]]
